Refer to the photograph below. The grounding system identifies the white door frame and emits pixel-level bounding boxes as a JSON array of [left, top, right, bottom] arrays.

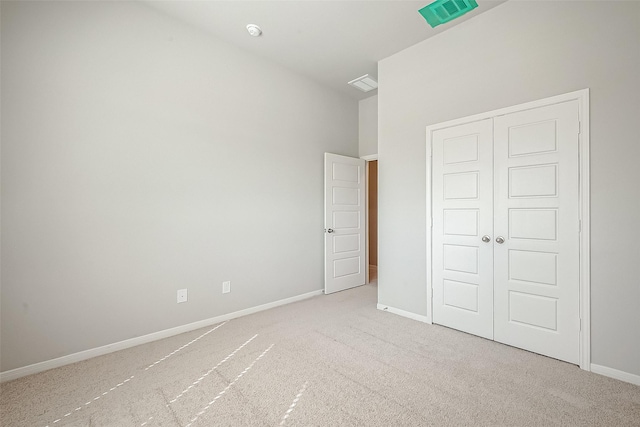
[[425, 89, 591, 370]]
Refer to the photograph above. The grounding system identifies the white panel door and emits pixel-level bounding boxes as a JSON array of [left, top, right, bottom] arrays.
[[324, 153, 366, 294], [432, 119, 494, 340], [493, 101, 580, 363]]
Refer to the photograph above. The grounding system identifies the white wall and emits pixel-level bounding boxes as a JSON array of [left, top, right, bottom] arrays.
[[359, 95, 378, 157], [0, 1, 357, 372], [378, 1, 640, 377]]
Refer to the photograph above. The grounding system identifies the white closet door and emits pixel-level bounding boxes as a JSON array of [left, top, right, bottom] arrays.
[[432, 119, 494, 340], [493, 101, 580, 364]]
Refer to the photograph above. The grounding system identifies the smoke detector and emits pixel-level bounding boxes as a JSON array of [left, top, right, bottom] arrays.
[[348, 74, 378, 93], [246, 24, 262, 37]]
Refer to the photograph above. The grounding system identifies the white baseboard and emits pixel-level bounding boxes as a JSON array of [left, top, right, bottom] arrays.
[[377, 304, 431, 324], [590, 363, 640, 386], [0, 289, 323, 383]]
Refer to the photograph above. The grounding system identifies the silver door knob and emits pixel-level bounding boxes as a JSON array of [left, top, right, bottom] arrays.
[[482, 235, 491, 243], [495, 236, 505, 244], [326, 228, 335, 233]]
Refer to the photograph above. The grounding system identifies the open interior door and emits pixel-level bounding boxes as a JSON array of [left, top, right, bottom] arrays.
[[324, 153, 366, 294]]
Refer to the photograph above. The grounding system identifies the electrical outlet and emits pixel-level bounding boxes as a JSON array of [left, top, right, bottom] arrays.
[[177, 289, 188, 303], [222, 281, 230, 294]]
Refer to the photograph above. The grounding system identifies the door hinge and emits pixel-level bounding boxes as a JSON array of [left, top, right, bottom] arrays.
[[579, 220, 582, 233], [578, 120, 581, 135], [579, 318, 582, 331]]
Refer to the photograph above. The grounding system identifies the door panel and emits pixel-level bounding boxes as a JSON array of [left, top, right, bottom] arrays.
[[324, 153, 366, 294], [432, 119, 494, 340], [493, 101, 580, 364]]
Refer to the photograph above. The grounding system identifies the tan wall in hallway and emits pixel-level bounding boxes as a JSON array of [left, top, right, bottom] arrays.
[[368, 161, 378, 266]]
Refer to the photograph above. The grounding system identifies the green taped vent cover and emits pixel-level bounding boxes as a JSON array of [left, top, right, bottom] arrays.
[[419, 0, 478, 28]]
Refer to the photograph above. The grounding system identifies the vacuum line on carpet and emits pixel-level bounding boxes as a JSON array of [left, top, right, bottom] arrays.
[[145, 321, 229, 371], [279, 381, 309, 426], [44, 323, 229, 426], [43, 376, 134, 427], [166, 334, 259, 406], [184, 344, 275, 427]]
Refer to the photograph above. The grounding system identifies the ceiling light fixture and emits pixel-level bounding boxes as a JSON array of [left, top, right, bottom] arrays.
[[246, 24, 262, 37], [347, 74, 378, 93]]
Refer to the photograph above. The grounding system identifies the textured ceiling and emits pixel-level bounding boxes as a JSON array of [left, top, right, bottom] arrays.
[[146, 1, 505, 100]]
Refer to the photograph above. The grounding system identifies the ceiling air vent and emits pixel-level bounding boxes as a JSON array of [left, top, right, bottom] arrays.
[[419, 0, 478, 28], [348, 74, 378, 93]]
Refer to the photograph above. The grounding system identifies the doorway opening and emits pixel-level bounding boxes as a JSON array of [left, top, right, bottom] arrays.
[[367, 160, 378, 284]]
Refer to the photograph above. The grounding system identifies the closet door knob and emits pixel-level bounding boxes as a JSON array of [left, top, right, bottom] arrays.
[[482, 235, 491, 243], [496, 236, 505, 244]]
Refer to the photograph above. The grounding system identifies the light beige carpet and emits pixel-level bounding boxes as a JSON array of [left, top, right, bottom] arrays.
[[1, 282, 639, 426]]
